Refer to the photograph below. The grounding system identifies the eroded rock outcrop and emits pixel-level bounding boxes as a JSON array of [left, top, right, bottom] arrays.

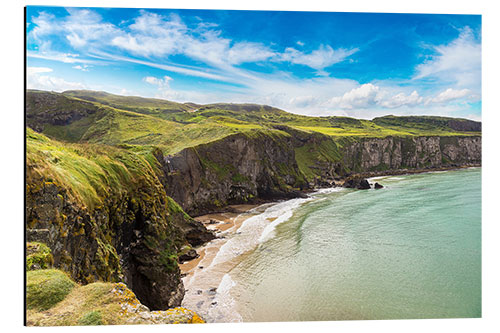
[[156, 132, 481, 214], [157, 131, 307, 216], [341, 136, 481, 172], [26, 151, 214, 310]]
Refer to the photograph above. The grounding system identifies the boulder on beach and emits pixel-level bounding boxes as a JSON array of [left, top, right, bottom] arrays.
[[178, 249, 199, 263], [374, 182, 384, 189]]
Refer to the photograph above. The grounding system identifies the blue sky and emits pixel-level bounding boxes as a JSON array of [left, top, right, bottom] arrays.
[[26, 6, 481, 120]]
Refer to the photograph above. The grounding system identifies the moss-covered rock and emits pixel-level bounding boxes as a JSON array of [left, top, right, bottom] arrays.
[[26, 242, 54, 271], [26, 129, 214, 310]]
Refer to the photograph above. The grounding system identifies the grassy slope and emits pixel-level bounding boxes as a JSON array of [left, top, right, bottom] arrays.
[[27, 90, 481, 185], [27, 269, 204, 326], [29, 90, 480, 154], [26, 127, 167, 209], [63, 90, 194, 116]]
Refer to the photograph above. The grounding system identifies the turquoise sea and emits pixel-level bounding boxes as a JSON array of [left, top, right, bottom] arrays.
[[182, 168, 481, 322], [228, 168, 481, 321]]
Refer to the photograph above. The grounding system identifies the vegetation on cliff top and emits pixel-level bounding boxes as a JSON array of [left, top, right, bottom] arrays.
[[27, 269, 75, 312], [27, 90, 481, 157], [26, 127, 164, 209]]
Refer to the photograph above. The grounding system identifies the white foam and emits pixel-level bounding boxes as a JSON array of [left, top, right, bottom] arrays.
[[312, 187, 345, 195], [257, 198, 312, 243], [210, 198, 311, 266], [367, 176, 388, 182], [207, 274, 242, 323]]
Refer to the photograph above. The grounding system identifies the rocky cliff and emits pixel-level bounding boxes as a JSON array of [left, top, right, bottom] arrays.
[[26, 129, 214, 310], [25, 91, 482, 315], [156, 130, 307, 216], [156, 128, 481, 214], [341, 136, 481, 172]]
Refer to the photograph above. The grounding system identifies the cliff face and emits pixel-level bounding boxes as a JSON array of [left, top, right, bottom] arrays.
[[26, 91, 101, 133], [157, 131, 306, 216], [157, 131, 481, 214], [26, 175, 208, 310], [26, 130, 214, 310], [342, 136, 481, 172]]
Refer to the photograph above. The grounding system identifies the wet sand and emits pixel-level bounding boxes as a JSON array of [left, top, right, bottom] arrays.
[[178, 203, 270, 322], [179, 204, 260, 277]]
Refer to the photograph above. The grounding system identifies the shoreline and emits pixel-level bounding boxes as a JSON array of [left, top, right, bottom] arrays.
[[179, 203, 271, 322], [335, 163, 481, 186], [179, 165, 481, 322], [188, 164, 481, 218], [181, 165, 482, 276], [179, 204, 261, 276]]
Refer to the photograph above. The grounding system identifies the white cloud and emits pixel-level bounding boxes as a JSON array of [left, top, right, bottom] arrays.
[[27, 67, 86, 92], [72, 64, 90, 72], [379, 90, 423, 109], [27, 51, 94, 64], [227, 42, 276, 65], [92, 51, 231, 82], [289, 95, 318, 108], [143, 75, 173, 88], [27, 67, 53, 76], [429, 88, 471, 104], [29, 9, 355, 75], [326, 84, 383, 109], [29, 9, 119, 50], [279, 45, 358, 72], [414, 27, 481, 90], [27, 66, 86, 92]]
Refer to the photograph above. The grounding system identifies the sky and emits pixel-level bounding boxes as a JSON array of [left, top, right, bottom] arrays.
[[25, 6, 482, 120]]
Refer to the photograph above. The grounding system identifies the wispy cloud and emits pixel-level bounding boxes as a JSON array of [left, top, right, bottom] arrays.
[[28, 9, 356, 75], [27, 51, 95, 64], [414, 27, 481, 90], [428, 88, 472, 104], [72, 64, 90, 72], [278, 45, 358, 75], [26, 8, 481, 119]]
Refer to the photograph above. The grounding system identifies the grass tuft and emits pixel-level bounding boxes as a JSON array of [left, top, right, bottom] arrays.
[[78, 311, 103, 325], [26, 269, 75, 311]]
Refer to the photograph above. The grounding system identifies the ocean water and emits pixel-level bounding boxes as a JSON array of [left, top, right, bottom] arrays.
[[222, 168, 482, 322]]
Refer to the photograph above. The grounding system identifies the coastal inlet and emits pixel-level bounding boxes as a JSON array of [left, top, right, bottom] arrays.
[[181, 168, 481, 322]]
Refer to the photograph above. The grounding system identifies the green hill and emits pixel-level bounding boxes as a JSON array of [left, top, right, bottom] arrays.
[[27, 90, 481, 156], [63, 90, 193, 116]]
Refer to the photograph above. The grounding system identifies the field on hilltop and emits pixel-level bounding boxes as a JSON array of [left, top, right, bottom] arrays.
[[26, 90, 481, 156]]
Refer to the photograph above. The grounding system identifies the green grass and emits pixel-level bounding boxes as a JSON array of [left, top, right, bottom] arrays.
[[26, 272, 206, 326], [63, 90, 193, 116], [28, 90, 480, 160], [26, 127, 161, 209], [26, 269, 76, 311], [77, 311, 104, 325]]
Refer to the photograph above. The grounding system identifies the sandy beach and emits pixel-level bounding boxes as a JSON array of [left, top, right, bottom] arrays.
[[179, 204, 260, 276], [179, 203, 272, 322]]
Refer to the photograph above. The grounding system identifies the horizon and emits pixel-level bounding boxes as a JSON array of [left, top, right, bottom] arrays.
[[27, 88, 482, 122], [26, 7, 481, 121]]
